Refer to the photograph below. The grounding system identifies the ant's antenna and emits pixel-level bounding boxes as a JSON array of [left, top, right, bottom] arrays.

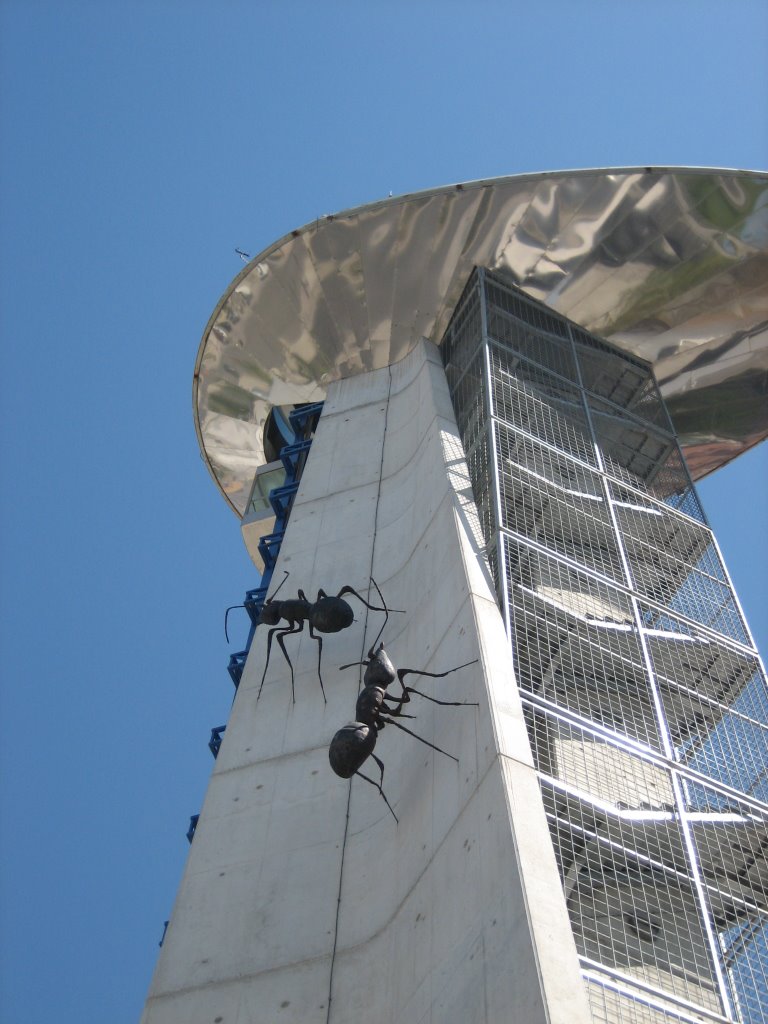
[[266, 570, 290, 602], [225, 571, 290, 642], [224, 604, 244, 644], [368, 576, 389, 652]]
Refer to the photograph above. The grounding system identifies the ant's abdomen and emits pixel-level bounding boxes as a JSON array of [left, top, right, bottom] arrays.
[[312, 597, 354, 633], [329, 722, 376, 777]]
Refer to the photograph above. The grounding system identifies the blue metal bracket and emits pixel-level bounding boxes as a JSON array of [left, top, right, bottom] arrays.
[[257, 531, 284, 573], [244, 585, 268, 622], [222, 402, 324, 702], [280, 438, 313, 482], [186, 814, 199, 844], [289, 401, 324, 435], [269, 481, 300, 522], [209, 725, 227, 758], [227, 650, 248, 689]]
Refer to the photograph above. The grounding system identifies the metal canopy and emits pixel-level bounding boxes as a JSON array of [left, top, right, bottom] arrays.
[[193, 167, 768, 516]]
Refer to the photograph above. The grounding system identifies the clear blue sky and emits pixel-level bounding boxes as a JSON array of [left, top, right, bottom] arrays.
[[0, 3, 766, 1022]]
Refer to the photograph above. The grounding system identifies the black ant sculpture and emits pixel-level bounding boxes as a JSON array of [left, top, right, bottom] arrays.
[[328, 593, 478, 822], [246, 572, 400, 703]]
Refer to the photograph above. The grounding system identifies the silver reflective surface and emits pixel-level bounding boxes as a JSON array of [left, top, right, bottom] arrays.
[[193, 168, 768, 516]]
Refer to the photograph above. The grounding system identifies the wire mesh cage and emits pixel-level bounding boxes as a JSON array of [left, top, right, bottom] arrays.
[[442, 266, 768, 1023]]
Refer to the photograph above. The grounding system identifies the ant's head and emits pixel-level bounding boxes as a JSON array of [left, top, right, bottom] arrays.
[[367, 641, 385, 660], [259, 601, 282, 626]]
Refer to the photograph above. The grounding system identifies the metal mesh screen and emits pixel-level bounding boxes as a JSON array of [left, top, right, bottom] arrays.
[[442, 267, 768, 1023], [497, 428, 625, 584], [441, 274, 483, 378], [584, 977, 730, 1024], [505, 539, 661, 753], [489, 343, 598, 466], [539, 776, 723, 1013], [572, 328, 674, 437]]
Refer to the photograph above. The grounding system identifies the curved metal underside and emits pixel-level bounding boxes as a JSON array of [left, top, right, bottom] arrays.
[[193, 167, 768, 517]]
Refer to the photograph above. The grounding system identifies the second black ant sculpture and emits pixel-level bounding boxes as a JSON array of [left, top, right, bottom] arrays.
[[247, 572, 400, 703], [329, 586, 478, 822]]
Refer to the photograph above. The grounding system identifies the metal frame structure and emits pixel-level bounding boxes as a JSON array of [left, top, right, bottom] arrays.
[[442, 267, 768, 1024]]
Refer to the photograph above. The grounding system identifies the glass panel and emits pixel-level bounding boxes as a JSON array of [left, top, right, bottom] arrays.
[[243, 463, 286, 519]]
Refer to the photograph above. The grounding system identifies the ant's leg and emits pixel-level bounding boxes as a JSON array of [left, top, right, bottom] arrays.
[[370, 753, 385, 787], [370, 576, 408, 615], [336, 585, 405, 614], [400, 687, 478, 708], [307, 622, 327, 703], [275, 622, 303, 703], [338, 658, 368, 671], [381, 692, 413, 717], [397, 660, 478, 685], [257, 626, 282, 700], [355, 769, 398, 824], [396, 660, 479, 701], [380, 716, 459, 763], [380, 699, 415, 719]]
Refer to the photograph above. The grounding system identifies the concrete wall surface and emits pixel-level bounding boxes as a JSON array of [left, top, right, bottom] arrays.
[[141, 340, 591, 1024]]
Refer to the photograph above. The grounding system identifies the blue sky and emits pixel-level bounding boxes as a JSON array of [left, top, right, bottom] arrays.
[[0, 3, 766, 1022]]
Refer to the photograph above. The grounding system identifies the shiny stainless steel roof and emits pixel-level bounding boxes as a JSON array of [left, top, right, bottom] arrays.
[[193, 167, 768, 516]]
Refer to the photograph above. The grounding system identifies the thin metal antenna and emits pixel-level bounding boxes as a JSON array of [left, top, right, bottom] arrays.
[[224, 604, 244, 644], [267, 570, 290, 602], [368, 577, 389, 653]]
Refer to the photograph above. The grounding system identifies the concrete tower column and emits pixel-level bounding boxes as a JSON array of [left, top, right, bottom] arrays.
[[142, 339, 590, 1024]]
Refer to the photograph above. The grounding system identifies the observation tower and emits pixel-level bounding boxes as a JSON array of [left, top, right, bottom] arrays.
[[143, 168, 768, 1024]]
